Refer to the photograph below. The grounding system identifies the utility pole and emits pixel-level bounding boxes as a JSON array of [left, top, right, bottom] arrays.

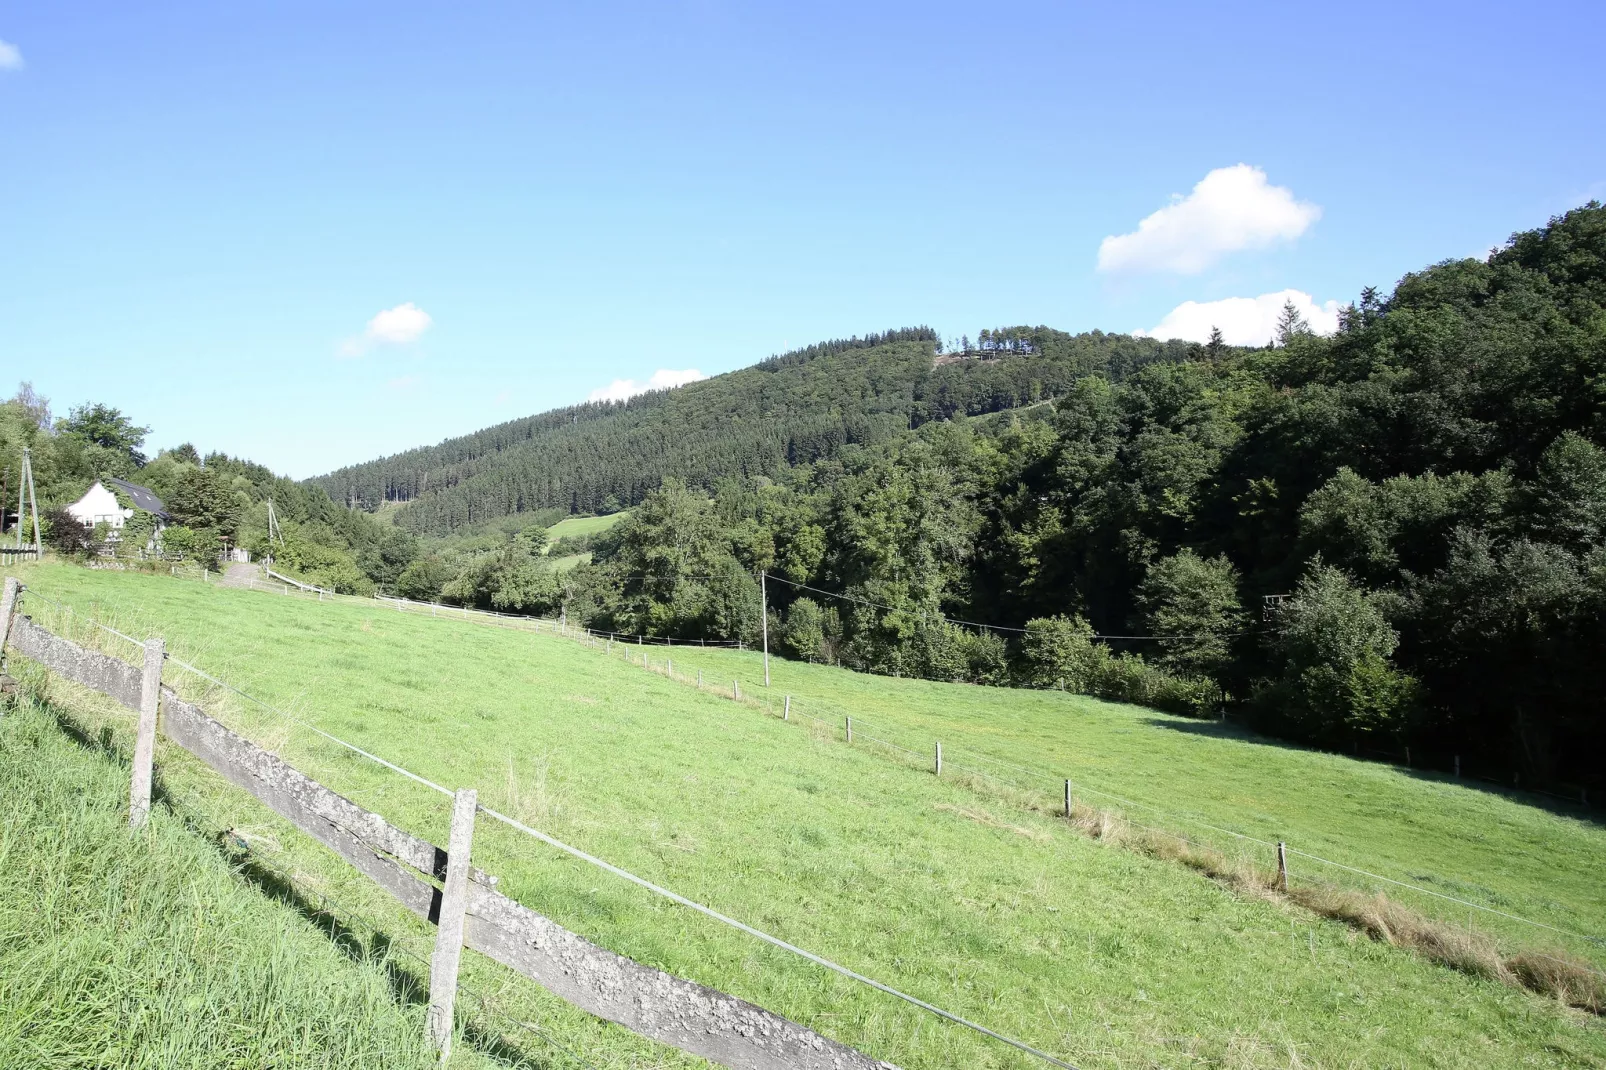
[[265, 497, 285, 566], [21, 447, 41, 555], [760, 571, 770, 688], [0, 466, 8, 536]]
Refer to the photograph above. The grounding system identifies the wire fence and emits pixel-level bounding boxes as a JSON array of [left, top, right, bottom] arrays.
[[9, 583, 1085, 1070], [25, 577, 1606, 976], [576, 630, 1606, 976]]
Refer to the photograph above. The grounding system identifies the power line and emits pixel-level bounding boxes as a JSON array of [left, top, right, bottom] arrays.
[[763, 573, 1252, 641]]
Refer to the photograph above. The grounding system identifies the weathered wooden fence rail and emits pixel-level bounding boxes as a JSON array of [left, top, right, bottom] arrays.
[[0, 578, 891, 1070]]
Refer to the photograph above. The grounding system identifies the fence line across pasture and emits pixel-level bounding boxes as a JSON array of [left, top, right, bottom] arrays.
[[59, 571, 1606, 968], [2, 580, 1085, 1070], [585, 630, 1606, 966]]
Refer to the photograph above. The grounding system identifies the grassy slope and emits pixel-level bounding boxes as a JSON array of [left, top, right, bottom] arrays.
[[545, 513, 629, 541], [548, 552, 591, 572], [6, 561, 1605, 1069], [0, 688, 459, 1069], [647, 644, 1606, 968]]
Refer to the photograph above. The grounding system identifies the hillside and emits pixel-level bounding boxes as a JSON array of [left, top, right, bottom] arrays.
[[311, 328, 1195, 534], [8, 560, 1605, 1069]]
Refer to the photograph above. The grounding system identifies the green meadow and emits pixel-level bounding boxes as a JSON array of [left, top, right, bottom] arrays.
[[637, 641, 1606, 972], [545, 512, 629, 540], [5, 560, 1605, 1069]]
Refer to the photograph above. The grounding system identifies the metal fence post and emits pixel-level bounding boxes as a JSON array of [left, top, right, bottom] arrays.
[[130, 638, 164, 829], [427, 788, 478, 1060]]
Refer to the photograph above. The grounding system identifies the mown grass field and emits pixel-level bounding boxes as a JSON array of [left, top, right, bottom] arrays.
[[547, 551, 591, 572], [545, 512, 628, 540], [644, 643, 1606, 971], [5, 559, 1606, 1069]]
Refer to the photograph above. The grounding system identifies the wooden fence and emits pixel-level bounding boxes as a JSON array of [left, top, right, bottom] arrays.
[[0, 578, 891, 1070]]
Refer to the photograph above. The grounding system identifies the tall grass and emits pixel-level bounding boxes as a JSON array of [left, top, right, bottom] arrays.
[[0, 691, 456, 1069]]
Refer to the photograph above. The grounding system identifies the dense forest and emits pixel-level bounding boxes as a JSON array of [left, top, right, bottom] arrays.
[[311, 327, 1197, 533], [12, 201, 1604, 791], [379, 203, 1606, 790]]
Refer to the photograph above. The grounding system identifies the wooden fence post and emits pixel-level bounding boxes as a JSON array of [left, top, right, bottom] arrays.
[[1276, 841, 1288, 894], [845, 716, 852, 743], [0, 576, 19, 656], [1064, 779, 1072, 817], [130, 637, 164, 829], [934, 741, 942, 776], [427, 788, 478, 1061], [666, 658, 672, 678], [733, 680, 740, 700], [783, 695, 790, 721]]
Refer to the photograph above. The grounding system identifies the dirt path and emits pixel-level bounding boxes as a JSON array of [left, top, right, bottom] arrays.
[[220, 562, 261, 588]]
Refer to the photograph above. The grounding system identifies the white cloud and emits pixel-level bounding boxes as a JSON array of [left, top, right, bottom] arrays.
[[1098, 165, 1321, 274], [340, 302, 433, 356], [588, 368, 707, 403], [1134, 289, 1342, 346], [0, 39, 22, 71], [365, 302, 432, 343]]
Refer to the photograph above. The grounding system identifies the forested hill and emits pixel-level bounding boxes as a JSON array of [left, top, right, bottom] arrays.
[[311, 327, 1195, 535]]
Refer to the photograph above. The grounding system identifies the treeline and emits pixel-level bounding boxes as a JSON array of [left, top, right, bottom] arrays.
[[311, 327, 1195, 534], [390, 203, 1606, 789], [20, 201, 1604, 788], [4, 392, 413, 596]]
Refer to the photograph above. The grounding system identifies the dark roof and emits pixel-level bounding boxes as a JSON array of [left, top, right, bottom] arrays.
[[106, 478, 169, 519]]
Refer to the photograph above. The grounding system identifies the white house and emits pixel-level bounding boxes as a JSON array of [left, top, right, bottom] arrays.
[[66, 479, 170, 546], [66, 481, 134, 529]]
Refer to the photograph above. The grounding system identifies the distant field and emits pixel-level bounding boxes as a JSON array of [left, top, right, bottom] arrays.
[[6, 559, 1606, 1069], [370, 499, 408, 525], [549, 551, 591, 572], [546, 511, 628, 540]]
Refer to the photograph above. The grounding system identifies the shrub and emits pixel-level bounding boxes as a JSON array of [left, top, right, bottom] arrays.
[[1253, 559, 1419, 744]]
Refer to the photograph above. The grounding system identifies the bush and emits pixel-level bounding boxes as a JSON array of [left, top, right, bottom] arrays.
[[40, 506, 92, 555], [159, 524, 211, 561], [783, 598, 826, 661], [1018, 614, 1215, 715], [1252, 560, 1419, 744], [396, 556, 454, 601]]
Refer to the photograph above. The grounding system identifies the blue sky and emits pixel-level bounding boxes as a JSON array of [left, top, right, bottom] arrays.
[[3, 1, 1602, 477]]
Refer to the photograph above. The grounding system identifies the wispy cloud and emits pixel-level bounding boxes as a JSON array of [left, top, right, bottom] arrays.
[[386, 375, 421, 391], [589, 368, 707, 403], [0, 38, 23, 71], [1135, 289, 1341, 346], [1098, 165, 1320, 274], [340, 302, 433, 357]]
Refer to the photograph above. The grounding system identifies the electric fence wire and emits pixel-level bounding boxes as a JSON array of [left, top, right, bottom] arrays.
[[682, 665, 1606, 958], [211, 831, 600, 1070], [376, 593, 742, 647], [12, 584, 1085, 1070], [48, 575, 1604, 963], [629, 649, 1606, 968]]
